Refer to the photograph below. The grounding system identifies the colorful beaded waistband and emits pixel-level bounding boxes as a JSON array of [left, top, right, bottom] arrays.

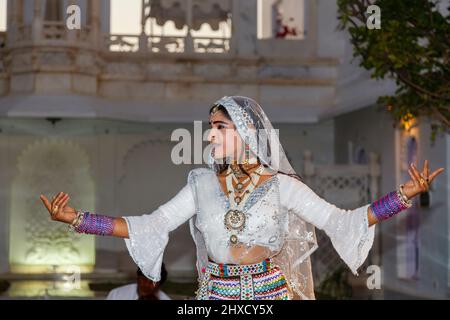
[[207, 258, 272, 277]]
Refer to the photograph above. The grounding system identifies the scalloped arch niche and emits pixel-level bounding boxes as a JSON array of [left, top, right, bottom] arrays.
[[9, 138, 95, 274]]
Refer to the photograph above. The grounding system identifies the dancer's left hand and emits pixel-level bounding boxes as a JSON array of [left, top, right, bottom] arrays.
[[402, 160, 444, 199]]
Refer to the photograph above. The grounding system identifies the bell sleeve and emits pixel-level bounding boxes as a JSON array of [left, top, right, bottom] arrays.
[[122, 182, 196, 281], [280, 174, 375, 275]]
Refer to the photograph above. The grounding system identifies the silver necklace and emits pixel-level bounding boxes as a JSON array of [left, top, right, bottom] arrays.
[[223, 165, 264, 245]]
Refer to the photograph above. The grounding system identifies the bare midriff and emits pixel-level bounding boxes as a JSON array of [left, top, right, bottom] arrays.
[[229, 244, 274, 264]]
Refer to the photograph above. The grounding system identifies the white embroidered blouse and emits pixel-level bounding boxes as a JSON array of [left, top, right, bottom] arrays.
[[123, 167, 375, 282]]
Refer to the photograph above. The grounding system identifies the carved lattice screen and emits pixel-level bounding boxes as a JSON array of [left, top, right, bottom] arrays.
[[301, 151, 380, 286]]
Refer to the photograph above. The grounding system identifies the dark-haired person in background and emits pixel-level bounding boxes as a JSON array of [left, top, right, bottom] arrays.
[[106, 264, 170, 300]]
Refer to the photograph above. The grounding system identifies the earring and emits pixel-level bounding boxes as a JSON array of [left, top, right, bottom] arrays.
[[243, 137, 250, 165], [207, 151, 215, 166]]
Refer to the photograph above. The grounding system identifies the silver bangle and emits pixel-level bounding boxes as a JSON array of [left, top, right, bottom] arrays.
[[397, 187, 412, 207], [399, 184, 410, 201], [69, 210, 85, 232]]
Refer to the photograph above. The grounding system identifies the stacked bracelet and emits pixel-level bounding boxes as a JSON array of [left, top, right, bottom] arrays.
[[370, 189, 412, 222], [69, 210, 85, 231], [69, 211, 115, 236], [398, 184, 411, 203]]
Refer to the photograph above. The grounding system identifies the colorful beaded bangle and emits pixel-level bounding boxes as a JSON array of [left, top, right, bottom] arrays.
[[72, 212, 115, 236], [370, 190, 412, 222]]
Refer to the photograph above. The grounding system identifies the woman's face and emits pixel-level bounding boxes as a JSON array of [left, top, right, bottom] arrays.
[[207, 110, 244, 161]]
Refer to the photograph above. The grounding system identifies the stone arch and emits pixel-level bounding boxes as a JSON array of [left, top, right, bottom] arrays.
[[9, 138, 95, 273]]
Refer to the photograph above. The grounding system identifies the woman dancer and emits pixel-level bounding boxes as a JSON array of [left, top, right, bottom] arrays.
[[40, 96, 444, 300]]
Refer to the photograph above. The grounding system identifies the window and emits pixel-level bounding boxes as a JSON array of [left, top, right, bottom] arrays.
[[257, 0, 304, 40], [110, 0, 141, 34], [0, 0, 7, 31]]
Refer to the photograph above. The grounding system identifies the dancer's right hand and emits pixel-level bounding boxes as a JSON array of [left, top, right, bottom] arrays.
[[40, 192, 77, 224]]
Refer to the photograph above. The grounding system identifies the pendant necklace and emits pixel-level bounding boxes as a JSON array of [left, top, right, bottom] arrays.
[[223, 164, 265, 245]]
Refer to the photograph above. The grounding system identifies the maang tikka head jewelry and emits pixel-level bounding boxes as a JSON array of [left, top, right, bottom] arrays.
[[211, 104, 221, 115]]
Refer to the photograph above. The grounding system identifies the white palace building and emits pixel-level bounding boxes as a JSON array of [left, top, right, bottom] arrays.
[[0, 0, 448, 299]]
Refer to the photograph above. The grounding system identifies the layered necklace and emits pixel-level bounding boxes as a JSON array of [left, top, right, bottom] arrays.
[[223, 162, 265, 245]]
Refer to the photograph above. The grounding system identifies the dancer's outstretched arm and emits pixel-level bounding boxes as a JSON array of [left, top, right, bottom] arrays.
[[40, 179, 196, 282], [280, 159, 444, 275], [40, 193, 129, 238]]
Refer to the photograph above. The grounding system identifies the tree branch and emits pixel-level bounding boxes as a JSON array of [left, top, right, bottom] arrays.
[[432, 106, 450, 128], [395, 70, 448, 100]]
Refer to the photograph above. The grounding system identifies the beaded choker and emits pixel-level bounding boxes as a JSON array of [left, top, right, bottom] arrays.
[[228, 158, 261, 178]]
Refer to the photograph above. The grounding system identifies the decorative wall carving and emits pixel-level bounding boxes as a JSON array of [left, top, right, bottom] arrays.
[[9, 138, 95, 273]]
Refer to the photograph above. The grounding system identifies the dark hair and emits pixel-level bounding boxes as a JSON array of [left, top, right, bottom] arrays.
[[208, 103, 302, 181], [137, 263, 168, 285]]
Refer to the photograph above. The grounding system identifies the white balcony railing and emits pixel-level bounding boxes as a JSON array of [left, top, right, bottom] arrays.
[[42, 22, 91, 42], [150, 36, 186, 53], [104, 34, 140, 52], [9, 22, 91, 44], [104, 34, 231, 54], [193, 37, 230, 54], [6, 26, 231, 55]]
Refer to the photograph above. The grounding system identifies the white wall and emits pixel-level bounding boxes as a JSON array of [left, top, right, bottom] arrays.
[[334, 105, 449, 299]]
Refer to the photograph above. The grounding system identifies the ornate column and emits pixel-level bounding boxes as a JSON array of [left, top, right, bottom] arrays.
[[231, 0, 239, 55], [6, 0, 15, 43], [89, 0, 101, 47], [185, 0, 194, 53], [139, 0, 148, 52], [368, 152, 382, 268], [369, 152, 380, 202], [32, 0, 42, 42], [7, 0, 13, 30], [303, 150, 315, 186], [67, 0, 77, 42]]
